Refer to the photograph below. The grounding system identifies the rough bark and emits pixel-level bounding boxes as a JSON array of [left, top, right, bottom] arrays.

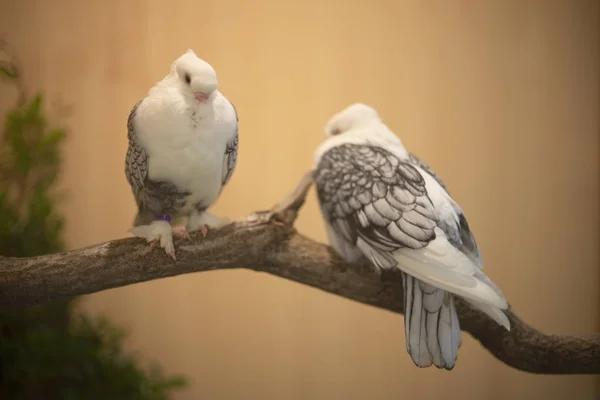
[[0, 171, 598, 374]]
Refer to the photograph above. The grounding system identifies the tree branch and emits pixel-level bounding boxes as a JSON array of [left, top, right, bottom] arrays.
[[0, 171, 598, 374]]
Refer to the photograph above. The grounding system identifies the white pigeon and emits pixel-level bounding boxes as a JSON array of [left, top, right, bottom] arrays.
[[124, 49, 238, 260], [313, 103, 510, 370]]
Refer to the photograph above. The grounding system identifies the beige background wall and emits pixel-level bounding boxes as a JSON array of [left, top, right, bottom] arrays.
[[1, 0, 599, 399]]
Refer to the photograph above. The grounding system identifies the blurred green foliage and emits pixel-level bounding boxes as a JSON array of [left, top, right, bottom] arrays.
[[0, 41, 188, 399]]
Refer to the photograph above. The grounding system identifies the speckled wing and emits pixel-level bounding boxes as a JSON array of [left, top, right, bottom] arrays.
[[315, 143, 439, 270], [408, 153, 449, 193], [407, 152, 483, 268], [221, 101, 238, 188], [316, 142, 455, 369], [124, 101, 190, 226], [316, 142, 511, 370], [125, 101, 148, 209]]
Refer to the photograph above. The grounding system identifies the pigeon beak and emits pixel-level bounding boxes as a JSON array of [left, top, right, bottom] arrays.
[[194, 92, 209, 103]]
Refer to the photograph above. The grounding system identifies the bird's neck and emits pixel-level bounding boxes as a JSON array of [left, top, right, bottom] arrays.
[[148, 77, 218, 116]]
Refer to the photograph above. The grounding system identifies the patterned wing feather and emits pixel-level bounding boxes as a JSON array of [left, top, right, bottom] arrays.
[[315, 144, 438, 270], [124, 101, 190, 225], [125, 101, 148, 209], [316, 144, 506, 370], [221, 101, 239, 187], [407, 152, 483, 267]]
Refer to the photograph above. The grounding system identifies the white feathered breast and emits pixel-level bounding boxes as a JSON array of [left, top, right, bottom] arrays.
[[134, 90, 237, 212]]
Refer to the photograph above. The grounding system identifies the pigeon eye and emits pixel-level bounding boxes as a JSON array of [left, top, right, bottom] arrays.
[[184, 73, 191, 85]]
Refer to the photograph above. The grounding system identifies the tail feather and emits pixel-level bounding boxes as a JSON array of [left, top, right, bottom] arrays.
[[393, 246, 508, 311], [450, 297, 462, 349], [426, 311, 443, 366], [403, 273, 461, 370], [463, 298, 511, 331]]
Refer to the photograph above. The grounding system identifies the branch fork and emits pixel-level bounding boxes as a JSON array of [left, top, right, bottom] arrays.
[[0, 171, 598, 374]]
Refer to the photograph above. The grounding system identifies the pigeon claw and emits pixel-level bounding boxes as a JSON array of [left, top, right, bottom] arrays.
[[165, 245, 176, 261], [147, 237, 175, 260], [172, 229, 191, 241], [129, 220, 177, 261]]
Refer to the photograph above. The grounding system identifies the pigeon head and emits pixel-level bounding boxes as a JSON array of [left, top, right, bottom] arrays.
[[324, 103, 381, 138], [171, 49, 218, 104]]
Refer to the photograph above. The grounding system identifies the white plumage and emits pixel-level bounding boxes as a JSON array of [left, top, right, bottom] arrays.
[[313, 103, 509, 369], [125, 49, 238, 260], [135, 85, 237, 210]]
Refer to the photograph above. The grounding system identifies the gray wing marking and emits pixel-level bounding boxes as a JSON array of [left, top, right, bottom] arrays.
[[408, 153, 449, 193], [125, 101, 148, 201], [407, 152, 483, 267], [315, 143, 438, 270], [221, 101, 238, 187], [124, 100, 190, 225]]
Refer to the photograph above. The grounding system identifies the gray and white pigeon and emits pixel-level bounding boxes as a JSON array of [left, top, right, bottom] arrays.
[[313, 103, 510, 370], [125, 49, 238, 260]]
